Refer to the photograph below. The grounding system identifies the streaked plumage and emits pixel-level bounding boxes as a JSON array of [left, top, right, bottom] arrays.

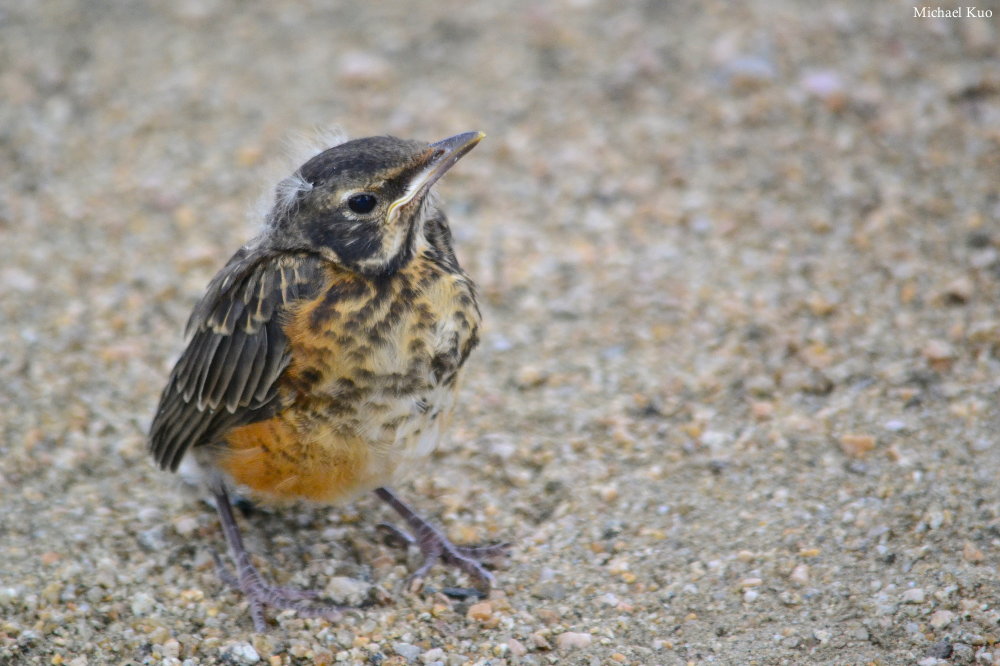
[[148, 132, 503, 631]]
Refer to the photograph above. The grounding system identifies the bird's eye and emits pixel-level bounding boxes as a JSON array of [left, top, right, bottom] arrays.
[[347, 193, 377, 214]]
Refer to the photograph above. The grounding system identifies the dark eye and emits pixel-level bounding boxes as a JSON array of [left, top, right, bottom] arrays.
[[347, 193, 377, 214]]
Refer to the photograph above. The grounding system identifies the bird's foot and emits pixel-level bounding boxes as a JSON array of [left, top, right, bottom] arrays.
[[212, 551, 344, 632], [378, 522, 509, 592], [374, 488, 509, 594]]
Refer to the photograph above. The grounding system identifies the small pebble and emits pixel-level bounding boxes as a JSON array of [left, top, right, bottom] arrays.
[[515, 365, 548, 388], [789, 564, 809, 586], [942, 276, 974, 303], [953, 644, 975, 661], [923, 340, 955, 370], [902, 588, 926, 604], [324, 576, 370, 606], [963, 542, 985, 563], [751, 401, 774, 420], [38, 550, 63, 565], [971, 438, 993, 453], [0, 587, 18, 608], [839, 434, 876, 458], [925, 639, 954, 658], [130, 592, 156, 616], [138, 526, 167, 551], [420, 648, 445, 664], [162, 639, 181, 659], [722, 55, 776, 89], [930, 610, 955, 630], [800, 69, 848, 111], [555, 632, 593, 650], [172, 515, 198, 537], [466, 601, 493, 621], [598, 484, 620, 502], [884, 419, 907, 432], [220, 643, 260, 665], [849, 626, 870, 641], [533, 582, 567, 600], [393, 642, 422, 662]]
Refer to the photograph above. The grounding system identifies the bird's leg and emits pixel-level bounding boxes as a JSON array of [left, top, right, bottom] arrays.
[[212, 487, 343, 631], [374, 487, 509, 593]]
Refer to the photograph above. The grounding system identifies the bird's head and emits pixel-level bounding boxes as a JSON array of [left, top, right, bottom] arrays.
[[266, 131, 483, 276]]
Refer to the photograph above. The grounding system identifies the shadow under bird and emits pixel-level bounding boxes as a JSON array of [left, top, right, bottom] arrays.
[[148, 131, 506, 631]]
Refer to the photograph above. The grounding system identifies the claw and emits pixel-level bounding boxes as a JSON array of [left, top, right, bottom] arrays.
[[212, 551, 322, 602], [376, 522, 416, 548], [374, 487, 510, 594], [212, 489, 345, 631]]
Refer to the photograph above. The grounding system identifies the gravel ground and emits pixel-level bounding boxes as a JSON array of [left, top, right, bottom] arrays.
[[2, 1, 1000, 664]]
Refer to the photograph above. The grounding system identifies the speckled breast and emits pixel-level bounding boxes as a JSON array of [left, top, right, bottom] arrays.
[[219, 256, 480, 504]]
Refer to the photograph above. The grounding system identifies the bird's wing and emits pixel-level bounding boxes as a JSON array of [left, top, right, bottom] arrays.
[[149, 249, 326, 471]]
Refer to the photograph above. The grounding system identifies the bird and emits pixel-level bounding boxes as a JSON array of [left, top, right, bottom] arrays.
[[148, 131, 506, 631]]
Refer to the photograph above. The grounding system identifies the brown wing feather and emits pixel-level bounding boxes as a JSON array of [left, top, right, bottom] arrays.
[[149, 249, 325, 471]]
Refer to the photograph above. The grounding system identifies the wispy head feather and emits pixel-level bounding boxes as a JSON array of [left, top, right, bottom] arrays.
[[251, 125, 350, 229], [284, 126, 349, 166], [268, 172, 313, 227]]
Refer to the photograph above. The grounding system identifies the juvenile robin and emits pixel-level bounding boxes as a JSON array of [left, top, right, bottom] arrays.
[[148, 131, 505, 631]]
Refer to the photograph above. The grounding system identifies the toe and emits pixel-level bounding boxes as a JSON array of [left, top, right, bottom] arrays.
[[377, 522, 417, 548], [454, 542, 510, 561]]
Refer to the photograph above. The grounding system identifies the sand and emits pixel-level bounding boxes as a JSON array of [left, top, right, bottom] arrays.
[[2, 1, 999, 664]]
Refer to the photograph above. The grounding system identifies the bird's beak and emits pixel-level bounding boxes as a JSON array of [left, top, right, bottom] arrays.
[[387, 131, 484, 220], [424, 131, 485, 189]]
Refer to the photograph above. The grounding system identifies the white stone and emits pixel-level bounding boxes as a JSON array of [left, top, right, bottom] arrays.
[[324, 576, 370, 606], [420, 648, 445, 664], [130, 592, 156, 616], [556, 632, 593, 650], [813, 629, 832, 643], [220, 643, 260, 665], [929, 610, 955, 629], [393, 643, 422, 661]]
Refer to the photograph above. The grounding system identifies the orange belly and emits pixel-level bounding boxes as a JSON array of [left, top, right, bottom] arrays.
[[218, 415, 382, 504]]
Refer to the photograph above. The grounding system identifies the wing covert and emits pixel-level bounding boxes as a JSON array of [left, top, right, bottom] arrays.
[[149, 250, 325, 471]]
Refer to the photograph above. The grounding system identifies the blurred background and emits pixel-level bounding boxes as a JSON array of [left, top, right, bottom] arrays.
[[2, 1, 999, 664]]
